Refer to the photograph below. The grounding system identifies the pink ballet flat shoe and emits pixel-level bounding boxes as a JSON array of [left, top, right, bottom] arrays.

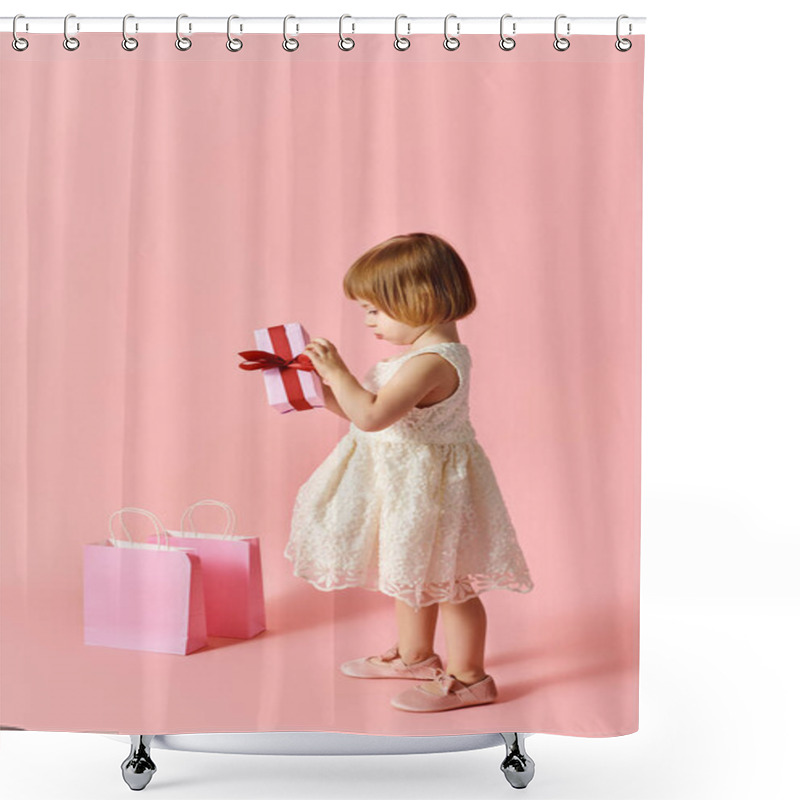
[[340, 645, 444, 679], [390, 668, 498, 712]]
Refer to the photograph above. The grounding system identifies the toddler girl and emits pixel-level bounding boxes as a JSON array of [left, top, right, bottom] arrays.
[[285, 232, 533, 712]]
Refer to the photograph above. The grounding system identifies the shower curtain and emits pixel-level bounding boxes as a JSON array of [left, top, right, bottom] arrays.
[[0, 28, 644, 737]]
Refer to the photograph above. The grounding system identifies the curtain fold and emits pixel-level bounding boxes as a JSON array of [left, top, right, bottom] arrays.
[[1, 32, 644, 736]]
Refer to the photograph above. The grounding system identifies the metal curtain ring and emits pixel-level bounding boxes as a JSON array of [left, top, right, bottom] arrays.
[[227, 15, 243, 51], [63, 13, 80, 51], [553, 14, 570, 51], [11, 14, 29, 51], [443, 14, 460, 51], [615, 14, 632, 51], [122, 14, 138, 51], [499, 13, 516, 50], [283, 15, 299, 51], [339, 14, 355, 50], [394, 14, 410, 50], [176, 14, 192, 50]]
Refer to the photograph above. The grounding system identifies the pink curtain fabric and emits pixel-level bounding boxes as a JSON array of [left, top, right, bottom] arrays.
[[0, 32, 644, 736]]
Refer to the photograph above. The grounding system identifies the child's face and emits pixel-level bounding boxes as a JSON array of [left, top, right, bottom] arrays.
[[356, 298, 417, 345]]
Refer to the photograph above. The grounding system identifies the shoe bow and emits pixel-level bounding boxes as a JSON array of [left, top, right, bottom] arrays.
[[379, 645, 401, 662], [429, 668, 459, 695]]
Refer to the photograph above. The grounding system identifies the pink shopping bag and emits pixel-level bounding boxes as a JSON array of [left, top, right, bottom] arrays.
[[83, 507, 208, 655], [147, 499, 266, 639]]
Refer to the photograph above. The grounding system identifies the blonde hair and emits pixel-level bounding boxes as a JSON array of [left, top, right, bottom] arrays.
[[343, 232, 477, 327]]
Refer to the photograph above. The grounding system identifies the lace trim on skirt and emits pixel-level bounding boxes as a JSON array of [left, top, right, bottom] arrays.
[[284, 558, 534, 610]]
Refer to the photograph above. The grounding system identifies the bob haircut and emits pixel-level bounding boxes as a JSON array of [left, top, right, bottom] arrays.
[[343, 232, 477, 328]]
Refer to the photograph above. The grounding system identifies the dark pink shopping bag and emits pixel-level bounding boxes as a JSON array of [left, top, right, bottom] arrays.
[[83, 507, 208, 655], [147, 500, 266, 639]]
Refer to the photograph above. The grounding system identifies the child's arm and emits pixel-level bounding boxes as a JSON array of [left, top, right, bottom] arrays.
[[321, 382, 350, 420], [330, 355, 448, 432]]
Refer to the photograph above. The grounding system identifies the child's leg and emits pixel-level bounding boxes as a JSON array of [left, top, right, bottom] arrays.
[[394, 598, 438, 664], [439, 596, 488, 684]]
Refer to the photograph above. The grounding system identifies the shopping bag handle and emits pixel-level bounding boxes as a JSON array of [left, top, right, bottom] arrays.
[[179, 499, 237, 538], [108, 507, 167, 548]]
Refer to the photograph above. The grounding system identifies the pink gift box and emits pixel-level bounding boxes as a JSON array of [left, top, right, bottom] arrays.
[[252, 322, 325, 413]]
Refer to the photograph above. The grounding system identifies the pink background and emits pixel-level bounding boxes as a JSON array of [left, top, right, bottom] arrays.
[[0, 33, 643, 736]]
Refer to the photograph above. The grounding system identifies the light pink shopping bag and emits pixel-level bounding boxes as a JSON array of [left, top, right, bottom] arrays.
[[147, 500, 266, 639], [84, 507, 208, 655]]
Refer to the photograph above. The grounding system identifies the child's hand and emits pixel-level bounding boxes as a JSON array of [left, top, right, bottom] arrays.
[[303, 338, 348, 386]]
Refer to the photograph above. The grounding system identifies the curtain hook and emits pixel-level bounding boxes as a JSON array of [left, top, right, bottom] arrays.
[[176, 13, 192, 50], [615, 14, 633, 51], [63, 13, 80, 51], [283, 15, 299, 51], [394, 14, 411, 51], [499, 13, 516, 51], [553, 14, 570, 51], [122, 14, 139, 51], [227, 15, 243, 52], [339, 14, 355, 51], [11, 14, 29, 51], [443, 13, 460, 51]]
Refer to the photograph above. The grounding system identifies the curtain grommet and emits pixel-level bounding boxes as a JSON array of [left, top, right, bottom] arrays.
[[553, 14, 570, 51], [615, 15, 633, 51], [338, 14, 355, 51], [11, 14, 29, 51], [121, 14, 138, 51], [226, 15, 243, 52], [499, 14, 516, 51], [283, 15, 299, 52], [176, 14, 192, 51], [394, 15, 411, 51], [63, 13, 80, 51], [443, 14, 460, 51]]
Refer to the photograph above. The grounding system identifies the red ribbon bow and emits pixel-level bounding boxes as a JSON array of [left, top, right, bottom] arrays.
[[237, 350, 316, 373]]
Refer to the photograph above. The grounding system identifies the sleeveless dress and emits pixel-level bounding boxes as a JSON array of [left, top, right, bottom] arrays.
[[284, 341, 534, 610]]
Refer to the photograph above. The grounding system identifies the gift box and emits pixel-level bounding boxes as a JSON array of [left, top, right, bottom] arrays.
[[238, 322, 324, 413], [84, 507, 208, 656], [146, 499, 266, 639]]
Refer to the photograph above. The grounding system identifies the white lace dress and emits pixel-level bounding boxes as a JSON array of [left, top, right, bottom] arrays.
[[284, 341, 534, 610]]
